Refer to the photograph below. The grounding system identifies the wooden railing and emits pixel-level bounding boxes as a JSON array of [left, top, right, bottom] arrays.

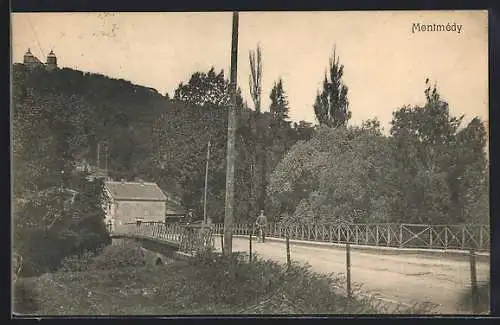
[[212, 223, 490, 252], [109, 221, 215, 254]]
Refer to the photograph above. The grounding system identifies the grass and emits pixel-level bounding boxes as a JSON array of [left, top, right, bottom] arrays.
[[13, 242, 437, 316], [457, 280, 490, 314]]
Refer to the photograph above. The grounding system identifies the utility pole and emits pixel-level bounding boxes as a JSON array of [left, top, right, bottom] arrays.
[[223, 11, 239, 257], [203, 140, 211, 224]]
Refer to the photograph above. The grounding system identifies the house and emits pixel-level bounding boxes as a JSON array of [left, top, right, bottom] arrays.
[[103, 180, 169, 229]]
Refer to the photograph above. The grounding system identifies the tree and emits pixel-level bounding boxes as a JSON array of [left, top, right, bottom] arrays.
[[269, 78, 290, 122], [449, 118, 488, 224], [13, 174, 110, 277], [313, 46, 351, 128], [173, 67, 243, 108], [292, 121, 315, 142], [268, 126, 396, 223], [389, 80, 486, 224], [249, 45, 263, 114], [248, 45, 264, 214]]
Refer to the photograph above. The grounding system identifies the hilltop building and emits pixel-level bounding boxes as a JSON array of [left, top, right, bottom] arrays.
[[23, 48, 58, 71]]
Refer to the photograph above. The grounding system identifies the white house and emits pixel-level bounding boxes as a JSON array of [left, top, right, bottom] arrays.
[[103, 180, 168, 229]]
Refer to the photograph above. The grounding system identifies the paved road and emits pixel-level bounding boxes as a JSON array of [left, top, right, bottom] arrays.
[[213, 236, 489, 314]]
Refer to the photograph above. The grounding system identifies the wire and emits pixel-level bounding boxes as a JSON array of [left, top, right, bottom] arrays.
[[27, 16, 45, 59]]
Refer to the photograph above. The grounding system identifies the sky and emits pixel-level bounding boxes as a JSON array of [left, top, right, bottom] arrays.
[[11, 11, 488, 133]]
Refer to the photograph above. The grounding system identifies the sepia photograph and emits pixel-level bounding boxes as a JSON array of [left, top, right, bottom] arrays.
[[11, 10, 489, 316]]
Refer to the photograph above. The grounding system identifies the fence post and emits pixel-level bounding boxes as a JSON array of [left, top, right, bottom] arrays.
[[387, 225, 391, 246], [220, 231, 224, 253], [346, 242, 352, 299], [479, 226, 483, 250], [429, 227, 433, 249], [286, 232, 291, 269], [469, 249, 479, 313], [444, 227, 448, 249], [462, 225, 466, 250], [249, 230, 253, 263]]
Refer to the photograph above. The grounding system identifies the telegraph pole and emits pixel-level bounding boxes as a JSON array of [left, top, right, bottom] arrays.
[[203, 140, 211, 224], [223, 11, 239, 256]]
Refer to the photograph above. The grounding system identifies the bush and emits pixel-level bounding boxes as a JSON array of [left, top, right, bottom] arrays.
[[58, 241, 148, 273]]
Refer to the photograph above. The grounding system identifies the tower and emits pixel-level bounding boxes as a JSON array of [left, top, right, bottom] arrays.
[[46, 50, 58, 71], [23, 48, 44, 70], [23, 48, 43, 70], [23, 48, 34, 64]]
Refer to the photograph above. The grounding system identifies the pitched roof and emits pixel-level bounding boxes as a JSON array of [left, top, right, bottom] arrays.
[[104, 181, 167, 201]]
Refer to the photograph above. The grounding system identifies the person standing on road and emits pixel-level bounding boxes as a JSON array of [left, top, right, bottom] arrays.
[[255, 210, 268, 243]]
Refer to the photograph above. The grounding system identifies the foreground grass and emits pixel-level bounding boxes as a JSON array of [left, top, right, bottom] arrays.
[[13, 242, 436, 315], [457, 281, 490, 314]]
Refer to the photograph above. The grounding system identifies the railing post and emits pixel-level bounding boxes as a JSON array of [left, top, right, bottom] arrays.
[[355, 225, 359, 244], [399, 224, 403, 248], [387, 225, 391, 247], [376, 225, 379, 246], [462, 225, 466, 250], [337, 225, 341, 243], [444, 227, 448, 249], [429, 227, 433, 249]]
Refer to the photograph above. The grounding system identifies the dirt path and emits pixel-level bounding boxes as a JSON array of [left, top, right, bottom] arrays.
[[213, 237, 489, 314]]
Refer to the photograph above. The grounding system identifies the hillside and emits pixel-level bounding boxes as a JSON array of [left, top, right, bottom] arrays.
[[12, 63, 310, 221]]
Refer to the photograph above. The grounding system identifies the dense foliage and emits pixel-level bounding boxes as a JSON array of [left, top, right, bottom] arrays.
[[269, 81, 488, 225], [12, 63, 314, 276]]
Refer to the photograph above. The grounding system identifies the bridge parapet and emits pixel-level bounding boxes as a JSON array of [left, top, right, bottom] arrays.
[[109, 221, 215, 255]]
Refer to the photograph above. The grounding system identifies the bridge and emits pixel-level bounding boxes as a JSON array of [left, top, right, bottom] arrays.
[[109, 221, 490, 314]]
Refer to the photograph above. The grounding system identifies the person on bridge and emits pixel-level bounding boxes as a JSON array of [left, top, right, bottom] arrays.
[[185, 210, 194, 225], [255, 210, 268, 243]]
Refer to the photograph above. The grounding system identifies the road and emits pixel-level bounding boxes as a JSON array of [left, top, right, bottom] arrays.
[[213, 236, 489, 314]]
